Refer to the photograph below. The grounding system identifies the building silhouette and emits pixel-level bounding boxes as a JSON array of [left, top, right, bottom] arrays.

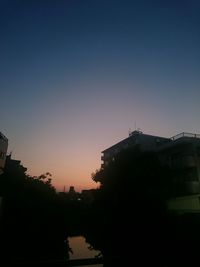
[[0, 132, 8, 218], [68, 186, 78, 201], [101, 131, 200, 196], [5, 154, 27, 174], [101, 130, 169, 168], [81, 189, 95, 204], [158, 132, 200, 195], [0, 132, 8, 175]]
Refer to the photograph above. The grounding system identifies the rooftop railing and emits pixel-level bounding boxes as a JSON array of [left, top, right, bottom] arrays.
[[171, 132, 200, 141]]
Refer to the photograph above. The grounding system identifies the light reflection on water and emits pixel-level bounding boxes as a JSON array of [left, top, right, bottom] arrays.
[[68, 235, 103, 267]]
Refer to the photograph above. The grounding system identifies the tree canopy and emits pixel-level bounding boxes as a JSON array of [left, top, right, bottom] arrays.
[[90, 147, 174, 265], [92, 147, 172, 201]]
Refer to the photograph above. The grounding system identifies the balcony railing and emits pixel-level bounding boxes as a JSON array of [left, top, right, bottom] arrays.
[[171, 132, 200, 141]]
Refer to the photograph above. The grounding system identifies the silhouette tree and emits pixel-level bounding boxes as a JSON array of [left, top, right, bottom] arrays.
[[0, 156, 68, 263], [93, 147, 172, 202], [90, 147, 173, 265]]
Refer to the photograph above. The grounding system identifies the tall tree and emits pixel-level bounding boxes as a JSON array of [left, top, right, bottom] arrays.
[[91, 147, 172, 265]]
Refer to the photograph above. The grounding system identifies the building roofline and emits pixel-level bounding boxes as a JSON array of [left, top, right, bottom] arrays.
[[101, 132, 169, 153], [101, 131, 200, 154], [101, 137, 130, 153], [0, 132, 8, 141]]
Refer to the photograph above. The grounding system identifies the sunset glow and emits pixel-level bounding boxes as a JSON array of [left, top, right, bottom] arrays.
[[1, 0, 200, 192]]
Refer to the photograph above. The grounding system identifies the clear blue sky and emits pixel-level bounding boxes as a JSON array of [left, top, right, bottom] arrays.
[[1, 0, 200, 191]]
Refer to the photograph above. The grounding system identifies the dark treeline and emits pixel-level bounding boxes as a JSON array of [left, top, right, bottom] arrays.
[[1, 149, 200, 266], [82, 147, 170, 266], [0, 156, 77, 265]]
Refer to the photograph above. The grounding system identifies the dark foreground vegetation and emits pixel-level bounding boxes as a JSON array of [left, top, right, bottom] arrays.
[[1, 148, 200, 266], [0, 157, 70, 265], [84, 147, 200, 266]]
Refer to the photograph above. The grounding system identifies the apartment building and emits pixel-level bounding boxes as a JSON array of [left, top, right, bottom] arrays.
[[101, 131, 200, 196], [0, 132, 8, 175], [101, 130, 169, 168], [158, 132, 200, 195]]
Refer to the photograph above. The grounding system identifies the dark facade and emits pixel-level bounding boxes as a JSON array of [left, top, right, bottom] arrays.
[[101, 131, 200, 196], [101, 130, 169, 168], [4, 154, 27, 174], [0, 132, 8, 175], [158, 133, 200, 195]]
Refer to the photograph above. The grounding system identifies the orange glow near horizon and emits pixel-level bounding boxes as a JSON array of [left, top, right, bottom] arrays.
[[8, 112, 200, 193], [1, 0, 200, 194]]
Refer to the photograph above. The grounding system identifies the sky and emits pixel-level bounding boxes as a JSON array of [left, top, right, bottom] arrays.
[[0, 0, 200, 192]]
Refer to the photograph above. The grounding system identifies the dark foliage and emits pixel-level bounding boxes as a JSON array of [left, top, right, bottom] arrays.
[[92, 147, 173, 212], [0, 160, 69, 264], [88, 148, 175, 265]]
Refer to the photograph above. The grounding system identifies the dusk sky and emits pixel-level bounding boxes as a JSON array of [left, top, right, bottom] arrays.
[[1, 0, 200, 191]]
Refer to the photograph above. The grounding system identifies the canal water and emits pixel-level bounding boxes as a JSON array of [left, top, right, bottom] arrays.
[[68, 235, 103, 267]]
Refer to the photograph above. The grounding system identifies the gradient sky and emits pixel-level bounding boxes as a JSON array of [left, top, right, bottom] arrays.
[[1, 0, 200, 192]]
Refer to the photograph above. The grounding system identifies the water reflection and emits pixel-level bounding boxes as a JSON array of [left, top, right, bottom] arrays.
[[68, 235, 103, 267]]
